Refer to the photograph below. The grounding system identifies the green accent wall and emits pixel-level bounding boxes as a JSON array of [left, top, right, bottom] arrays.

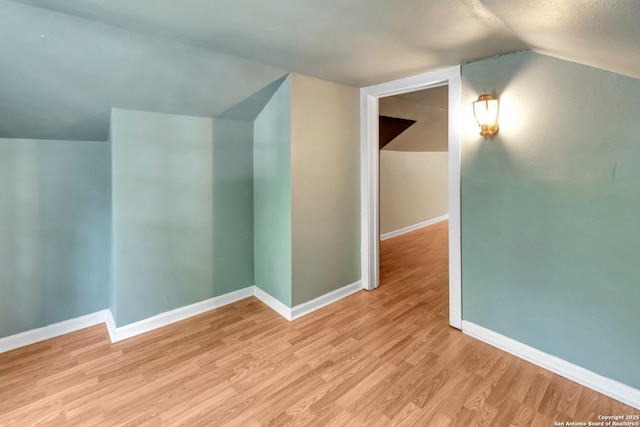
[[461, 51, 640, 389], [0, 139, 110, 337], [111, 109, 254, 326], [212, 119, 255, 295], [0, 0, 287, 141], [0, 71, 361, 336], [253, 76, 292, 307]]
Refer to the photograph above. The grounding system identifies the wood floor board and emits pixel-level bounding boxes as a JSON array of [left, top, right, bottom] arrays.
[[537, 374, 565, 418], [574, 386, 600, 420], [1, 220, 636, 425], [486, 361, 526, 407], [489, 397, 521, 426], [464, 352, 512, 411]]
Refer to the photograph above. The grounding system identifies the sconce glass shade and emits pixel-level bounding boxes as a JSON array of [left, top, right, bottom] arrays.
[[473, 93, 499, 138]]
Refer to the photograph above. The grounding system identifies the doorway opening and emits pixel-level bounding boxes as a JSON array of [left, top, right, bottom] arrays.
[[378, 85, 449, 304], [360, 66, 462, 329]]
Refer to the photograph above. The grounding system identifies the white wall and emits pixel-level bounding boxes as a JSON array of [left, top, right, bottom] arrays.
[[379, 150, 448, 234]]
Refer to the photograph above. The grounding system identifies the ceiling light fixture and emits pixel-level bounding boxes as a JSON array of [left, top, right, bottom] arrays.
[[472, 93, 499, 139]]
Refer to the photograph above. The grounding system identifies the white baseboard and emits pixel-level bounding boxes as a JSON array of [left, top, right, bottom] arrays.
[[253, 286, 292, 320], [254, 281, 363, 322], [291, 281, 362, 320], [380, 214, 449, 241], [110, 286, 254, 342], [462, 320, 640, 410], [0, 310, 110, 354], [105, 310, 117, 344], [0, 281, 363, 353], [0, 288, 255, 352]]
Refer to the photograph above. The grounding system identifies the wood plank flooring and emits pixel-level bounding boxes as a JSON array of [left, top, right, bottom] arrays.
[[1, 220, 636, 425]]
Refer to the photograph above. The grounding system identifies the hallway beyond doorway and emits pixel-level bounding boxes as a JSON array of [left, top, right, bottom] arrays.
[[380, 219, 448, 319]]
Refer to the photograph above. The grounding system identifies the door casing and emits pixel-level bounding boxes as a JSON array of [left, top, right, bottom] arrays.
[[359, 65, 462, 329]]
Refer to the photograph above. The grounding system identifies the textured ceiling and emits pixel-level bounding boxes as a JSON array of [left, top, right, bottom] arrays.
[[479, 0, 640, 81], [8, 0, 640, 86], [0, 1, 287, 140], [3, 0, 639, 140]]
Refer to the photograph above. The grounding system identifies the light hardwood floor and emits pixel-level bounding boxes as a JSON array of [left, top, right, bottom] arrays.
[[1, 220, 636, 426]]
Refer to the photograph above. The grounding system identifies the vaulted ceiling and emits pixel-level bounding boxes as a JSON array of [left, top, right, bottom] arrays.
[[9, 0, 640, 85], [2, 0, 639, 140], [380, 85, 448, 153]]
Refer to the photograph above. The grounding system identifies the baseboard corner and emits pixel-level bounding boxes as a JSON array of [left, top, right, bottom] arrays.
[[1, 281, 366, 353], [253, 286, 292, 321], [291, 280, 362, 320], [111, 286, 255, 343], [0, 309, 111, 354]]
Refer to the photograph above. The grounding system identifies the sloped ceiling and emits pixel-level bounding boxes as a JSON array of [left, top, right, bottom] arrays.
[[0, 0, 287, 140], [3, 0, 640, 140], [479, 0, 640, 81], [380, 86, 448, 152], [8, 0, 640, 86], [379, 116, 416, 150]]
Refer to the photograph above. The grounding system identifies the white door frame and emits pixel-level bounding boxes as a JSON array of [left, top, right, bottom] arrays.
[[360, 65, 462, 329]]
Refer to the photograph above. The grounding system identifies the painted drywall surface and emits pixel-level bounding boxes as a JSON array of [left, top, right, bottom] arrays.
[[290, 73, 360, 305], [379, 94, 448, 152], [461, 51, 640, 388], [8, 0, 529, 86], [379, 151, 448, 235], [0, 0, 286, 141], [111, 109, 214, 326], [212, 119, 255, 295], [254, 76, 292, 307], [108, 122, 116, 317], [0, 139, 110, 338]]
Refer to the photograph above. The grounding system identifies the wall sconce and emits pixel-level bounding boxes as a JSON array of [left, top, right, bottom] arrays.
[[473, 93, 499, 139]]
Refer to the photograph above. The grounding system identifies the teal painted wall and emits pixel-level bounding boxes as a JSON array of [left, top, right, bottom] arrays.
[[461, 51, 640, 389], [253, 76, 292, 307], [212, 119, 255, 295], [111, 109, 213, 326], [111, 109, 254, 326], [0, 139, 110, 337], [0, 0, 287, 141]]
